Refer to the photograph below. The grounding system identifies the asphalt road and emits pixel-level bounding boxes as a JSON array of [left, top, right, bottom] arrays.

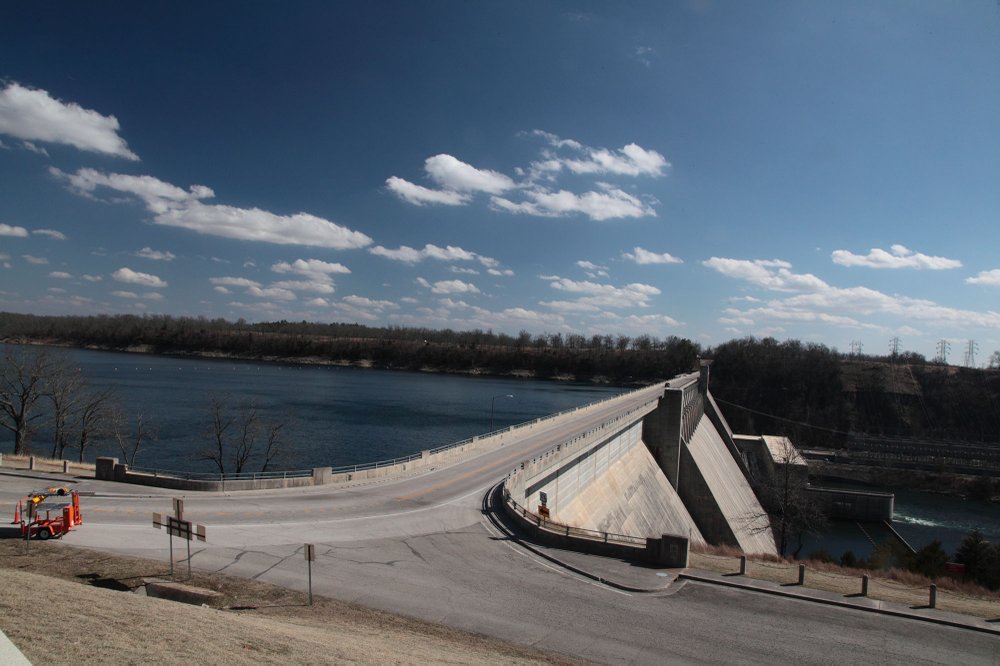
[[4, 385, 999, 664]]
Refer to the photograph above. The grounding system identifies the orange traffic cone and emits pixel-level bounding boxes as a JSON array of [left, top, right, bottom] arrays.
[[12, 500, 21, 524]]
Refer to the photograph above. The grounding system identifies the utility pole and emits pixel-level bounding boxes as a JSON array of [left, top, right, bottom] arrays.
[[889, 337, 900, 358], [936, 339, 951, 364], [964, 340, 978, 368]]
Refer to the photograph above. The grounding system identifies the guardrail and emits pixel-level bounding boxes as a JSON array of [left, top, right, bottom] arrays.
[[126, 466, 314, 482], [503, 489, 647, 546]]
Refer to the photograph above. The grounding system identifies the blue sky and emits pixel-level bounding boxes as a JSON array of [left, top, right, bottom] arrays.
[[1, 1, 998, 362]]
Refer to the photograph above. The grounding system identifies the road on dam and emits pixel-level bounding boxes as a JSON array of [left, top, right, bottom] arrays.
[[3, 385, 998, 664]]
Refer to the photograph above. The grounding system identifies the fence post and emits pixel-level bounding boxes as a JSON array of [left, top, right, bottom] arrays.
[[861, 574, 869, 597], [739, 555, 747, 576], [63, 460, 70, 473], [797, 563, 805, 585], [929, 583, 937, 609]]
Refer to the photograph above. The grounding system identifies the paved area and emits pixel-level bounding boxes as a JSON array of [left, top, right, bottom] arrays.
[[3, 387, 1000, 664]]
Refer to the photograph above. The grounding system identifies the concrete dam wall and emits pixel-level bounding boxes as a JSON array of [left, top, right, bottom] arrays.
[[505, 372, 779, 558], [525, 420, 706, 544]]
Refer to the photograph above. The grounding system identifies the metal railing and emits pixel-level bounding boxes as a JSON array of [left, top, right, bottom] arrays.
[[503, 488, 647, 547], [126, 465, 313, 481]]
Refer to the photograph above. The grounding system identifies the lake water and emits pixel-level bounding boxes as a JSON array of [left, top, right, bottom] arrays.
[[3, 345, 622, 473]]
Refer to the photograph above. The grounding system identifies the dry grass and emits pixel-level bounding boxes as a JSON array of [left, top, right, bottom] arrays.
[[1, 453, 96, 474], [689, 545, 1000, 620], [0, 539, 581, 665]]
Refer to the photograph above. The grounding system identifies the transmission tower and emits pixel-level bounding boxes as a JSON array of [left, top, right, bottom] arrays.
[[889, 337, 900, 358], [964, 339, 979, 367], [936, 339, 951, 364], [851, 340, 864, 356]]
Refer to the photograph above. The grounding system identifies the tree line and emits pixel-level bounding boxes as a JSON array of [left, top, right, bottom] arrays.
[[2, 312, 999, 447]]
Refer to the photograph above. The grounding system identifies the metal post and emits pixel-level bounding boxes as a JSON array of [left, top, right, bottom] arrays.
[[798, 563, 805, 585], [739, 556, 747, 575], [169, 531, 174, 576], [929, 583, 937, 608], [308, 556, 313, 606], [861, 575, 869, 597], [186, 536, 192, 579]]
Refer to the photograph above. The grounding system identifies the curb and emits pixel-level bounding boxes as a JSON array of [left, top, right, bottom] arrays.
[[677, 572, 1000, 636]]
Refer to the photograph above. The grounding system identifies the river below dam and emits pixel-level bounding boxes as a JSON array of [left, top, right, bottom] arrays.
[[4, 344, 997, 559]]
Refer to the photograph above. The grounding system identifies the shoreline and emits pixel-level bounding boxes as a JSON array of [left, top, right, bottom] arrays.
[[2, 337, 638, 387]]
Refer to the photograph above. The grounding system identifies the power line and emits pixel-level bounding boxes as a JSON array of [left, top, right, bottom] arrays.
[[936, 339, 951, 364], [964, 339, 978, 368]]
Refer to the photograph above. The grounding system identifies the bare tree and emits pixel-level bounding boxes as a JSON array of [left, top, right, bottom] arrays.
[[0, 346, 54, 455], [73, 387, 115, 463], [745, 439, 827, 558], [44, 352, 85, 459], [110, 406, 154, 467], [200, 393, 285, 474]]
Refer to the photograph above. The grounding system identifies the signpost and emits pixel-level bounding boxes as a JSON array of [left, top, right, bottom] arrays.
[[304, 543, 315, 605], [153, 498, 206, 578]]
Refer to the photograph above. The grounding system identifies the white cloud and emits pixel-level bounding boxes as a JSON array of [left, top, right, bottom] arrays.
[[703, 257, 826, 292], [306, 297, 330, 307], [487, 268, 514, 277], [111, 290, 139, 299], [424, 154, 515, 194], [136, 247, 176, 261], [633, 46, 656, 68], [540, 276, 661, 311], [48, 271, 72, 279], [32, 228, 66, 240], [623, 246, 682, 265], [248, 286, 296, 301], [388, 133, 667, 221], [272, 258, 351, 277], [492, 185, 655, 221], [341, 295, 398, 310], [530, 131, 669, 177], [415, 278, 481, 295], [270, 280, 335, 295], [708, 255, 1000, 333], [52, 167, 372, 249], [450, 266, 479, 275], [0, 223, 28, 237], [47, 287, 66, 293], [385, 177, 469, 206], [214, 286, 230, 294], [210, 276, 261, 288], [831, 244, 961, 270], [22, 141, 49, 156], [576, 260, 605, 271], [966, 269, 1000, 286], [369, 243, 501, 271], [143, 292, 164, 301], [0, 82, 138, 160], [82, 274, 102, 282], [112, 267, 167, 288], [23, 255, 48, 264]]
